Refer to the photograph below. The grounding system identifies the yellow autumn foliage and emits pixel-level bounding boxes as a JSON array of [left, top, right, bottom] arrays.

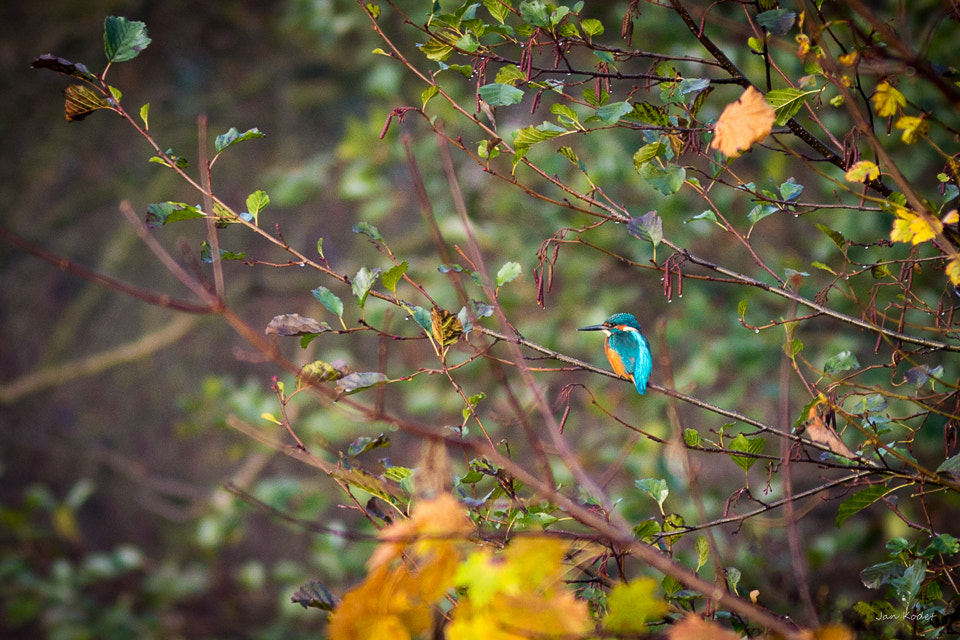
[[873, 81, 906, 117], [448, 538, 592, 640], [328, 493, 473, 640]]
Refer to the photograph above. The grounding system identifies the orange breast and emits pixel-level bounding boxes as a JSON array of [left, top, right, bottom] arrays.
[[604, 340, 633, 381]]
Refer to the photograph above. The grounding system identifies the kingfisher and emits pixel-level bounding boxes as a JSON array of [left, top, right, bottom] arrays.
[[578, 312, 652, 394]]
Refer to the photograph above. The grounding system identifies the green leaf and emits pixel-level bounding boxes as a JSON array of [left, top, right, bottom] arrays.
[[557, 146, 583, 169], [214, 127, 265, 153], [756, 9, 796, 35], [860, 560, 903, 589], [580, 18, 604, 37], [347, 434, 391, 456], [748, 203, 778, 225], [638, 162, 685, 195], [889, 560, 925, 607], [725, 567, 742, 594], [937, 453, 960, 475], [519, 0, 551, 28], [352, 221, 383, 242], [462, 392, 487, 420], [316, 238, 325, 260], [145, 202, 204, 228], [496, 261, 522, 287], [695, 536, 709, 572], [291, 580, 338, 611], [633, 142, 664, 168], [835, 485, 895, 528], [244, 190, 269, 225], [478, 83, 525, 106], [824, 350, 859, 373], [483, 0, 511, 23], [495, 65, 527, 86], [312, 286, 344, 320], [633, 519, 661, 542], [678, 78, 710, 96], [382, 261, 408, 293], [635, 478, 669, 507], [783, 338, 803, 358], [729, 433, 765, 472], [200, 243, 246, 263], [513, 122, 570, 160], [551, 103, 582, 128], [816, 223, 847, 251], [420, 37, 454, 61], [103, 16, 152, 63], [594, 101, 632, 125], [627, 102, 670, 126], [627, 211, 663, 247], [737, 299, 748, 319], [139, 103, 149, 129], [766, 88, 812, 126], [421, 85, 439, 109], [337, 372, 389, 395], [683, 429, 701, 447], [411, 305, 432, 331], [779, 177, 804, 202], [352, 267, 381, 308], [297, 360, 347, 388], [928, 534, 960, 555]]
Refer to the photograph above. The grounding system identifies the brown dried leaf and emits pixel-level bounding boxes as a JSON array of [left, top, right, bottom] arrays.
[[265, 313, 329, 336], [63, 84, 112, 122], [709, 86, 776, 157], [804, 405, 856, 458]]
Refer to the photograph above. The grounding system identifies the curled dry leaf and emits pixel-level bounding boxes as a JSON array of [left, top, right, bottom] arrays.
[[709, 86, 776, 158], [265, 313, 328, 336]]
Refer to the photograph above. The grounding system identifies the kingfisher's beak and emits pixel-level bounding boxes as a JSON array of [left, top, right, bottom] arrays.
[[578, 323, 606, 332]]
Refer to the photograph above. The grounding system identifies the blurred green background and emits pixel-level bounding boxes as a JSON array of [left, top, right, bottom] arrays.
[[2, 1, 957, 638]]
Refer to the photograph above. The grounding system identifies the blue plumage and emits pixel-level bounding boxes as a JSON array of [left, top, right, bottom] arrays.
[[578, 312, 652, 394]]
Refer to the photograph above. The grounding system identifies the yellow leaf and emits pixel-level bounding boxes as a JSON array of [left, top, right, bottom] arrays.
[[890, 216, 914, 244], [873, 81, 906, 117], [844, 160, 880, 183], [709, 86, 776, 158], [603, 578, 668, 633], [889, 209, 941, 245], [838, 52, 858, 65], [947, 259, 960, 286], [894, 115, 928, 144], [710, 86, 775, 157], [449, 538, 591, 640], [943, 209, 959, 225]]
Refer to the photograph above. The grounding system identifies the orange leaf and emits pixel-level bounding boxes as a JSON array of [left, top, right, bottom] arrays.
[[669, 614, 741, 640], [709, 86, 776, 158], [804, 405, 855, 459]]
